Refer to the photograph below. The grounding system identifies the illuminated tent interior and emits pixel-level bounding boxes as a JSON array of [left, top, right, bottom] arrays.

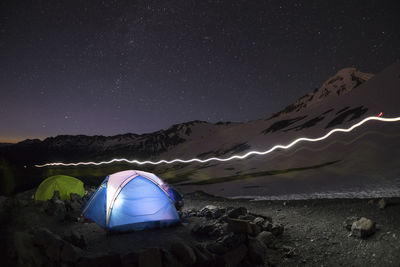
[[82, 170, 181, 231], [35, 175, 85, 201]]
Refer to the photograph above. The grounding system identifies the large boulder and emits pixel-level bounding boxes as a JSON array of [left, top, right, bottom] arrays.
[[351, 217, 376, 238], [170, 242, 197, 265]]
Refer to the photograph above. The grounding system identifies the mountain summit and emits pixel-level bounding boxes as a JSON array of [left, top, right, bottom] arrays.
[[273, 68, 374, 117]]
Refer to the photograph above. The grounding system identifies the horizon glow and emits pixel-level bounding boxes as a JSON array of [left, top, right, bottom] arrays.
[[34, 115, 400, 168]]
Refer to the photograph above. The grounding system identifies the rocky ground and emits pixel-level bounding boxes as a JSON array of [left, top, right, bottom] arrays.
[[0, 189, 399, 267]]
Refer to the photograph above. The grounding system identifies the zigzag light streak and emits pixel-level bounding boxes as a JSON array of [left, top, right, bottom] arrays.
[[34, 116, 400, 168]]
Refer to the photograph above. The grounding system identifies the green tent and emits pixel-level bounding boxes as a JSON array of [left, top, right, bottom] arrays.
[[35, 175, 85, 201]]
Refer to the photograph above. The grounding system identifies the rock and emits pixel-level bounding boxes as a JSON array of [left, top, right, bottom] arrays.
[[170, 242, 197, 265], [217, 215, 229, 223], [60, 242, 83, 263], [269, 223, 284, 236], [199, 205, 226, 219], [351, 217, 376, 238], [65, 199, 82, 213], [253, 217, 265, 226], [250, 222, 262, 236], [138, 248, 162, 267], [343, 216, 359, 231], [247, 237, 267, 264], [281, 245, 297, 258], [256, 231, 275, 248], [378, 198, 387, 209], [238, 214, 255, 221], [227, 218, 253, 234], [192, 221, 222, 237], [199, 205, 218, 215], [121, 251, 139, 267], [218, 232, 247, 250], [52, 190, 61, 201], [64, 231, 87, 249], [223, 244, 248, 267], [70, 193, 82, 202], [227, 207, 247, 219], [77, 253, 122, 267]]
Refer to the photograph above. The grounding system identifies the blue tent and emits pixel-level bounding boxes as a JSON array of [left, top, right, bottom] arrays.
[[82, 170, 181, 231]]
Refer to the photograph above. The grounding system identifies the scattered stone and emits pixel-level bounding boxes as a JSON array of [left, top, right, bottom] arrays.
[[227, 207, 247, 219], [351, 217, 376, 238], [138, 248, 162, 267], [223, 244, 248, 267], [227, 218, 253, 234], [378, 198, 387, 209], [170, 242, 197, 265]]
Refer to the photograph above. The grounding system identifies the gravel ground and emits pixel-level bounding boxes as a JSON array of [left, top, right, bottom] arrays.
[[184, 192, 400, 266], [1, 190, 400, 266]]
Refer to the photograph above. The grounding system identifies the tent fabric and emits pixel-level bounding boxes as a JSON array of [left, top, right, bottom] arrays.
[[83, 170, 181, 232], [35, 175, 85, 201]]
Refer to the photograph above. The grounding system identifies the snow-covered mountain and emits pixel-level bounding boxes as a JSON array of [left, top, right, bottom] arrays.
[[271, 68, 374, 117], [1, 62, 400, 198]]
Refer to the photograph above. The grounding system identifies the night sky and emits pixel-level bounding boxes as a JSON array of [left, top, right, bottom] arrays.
[[1, 1, 399, 142]]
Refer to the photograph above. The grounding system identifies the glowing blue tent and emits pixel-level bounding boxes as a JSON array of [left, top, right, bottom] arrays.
[[82, 170, 181, 231]]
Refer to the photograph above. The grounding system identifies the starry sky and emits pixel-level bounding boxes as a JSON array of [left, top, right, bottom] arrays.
[[1, 0, 399, 142]]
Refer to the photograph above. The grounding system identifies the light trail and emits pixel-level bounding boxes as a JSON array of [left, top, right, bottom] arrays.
[[34, 115, 400, 168]]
